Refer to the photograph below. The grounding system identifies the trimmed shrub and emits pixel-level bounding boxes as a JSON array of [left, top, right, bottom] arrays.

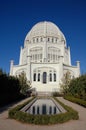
[[9, 97, 79, 125], [52, 92, 63, 97], [9, 97, 35, 118], [64, 95, 86, 108]]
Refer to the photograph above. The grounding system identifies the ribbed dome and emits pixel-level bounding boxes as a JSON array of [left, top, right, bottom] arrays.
[[25, 21, 66, 41]]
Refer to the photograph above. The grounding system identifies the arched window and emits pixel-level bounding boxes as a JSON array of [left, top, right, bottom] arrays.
[[56, 38, 57, 42], [37, 106, 40, 114], [47, 37, 49, 42], [37, 38, 38, 42], [49, 106, 52, 114], [52, 38, 54, 42], [32, 106, 35, 114], [54, 106, 56, 114], [33, 73, 36, 81], [42, 104, 46, 114], [35, 54, 37, 60], [50, 73, 52, 82], [33, 38, 35, 43], [38, 73, 40, 81], [54, 73, 56, 81], [41, 37, 43, 42], [43, 72, 47, 84]]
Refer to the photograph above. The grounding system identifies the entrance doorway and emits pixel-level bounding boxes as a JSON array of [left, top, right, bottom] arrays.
[[43, 72, 47, 84]]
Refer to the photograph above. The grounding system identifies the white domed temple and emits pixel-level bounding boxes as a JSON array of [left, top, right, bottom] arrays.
[[10, 21, 80, 94]]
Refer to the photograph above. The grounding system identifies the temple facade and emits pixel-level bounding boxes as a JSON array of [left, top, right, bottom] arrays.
[[10, 21, 80, 94]]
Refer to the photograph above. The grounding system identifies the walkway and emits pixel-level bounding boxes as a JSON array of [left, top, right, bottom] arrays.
[[0, 97, 86, 130]]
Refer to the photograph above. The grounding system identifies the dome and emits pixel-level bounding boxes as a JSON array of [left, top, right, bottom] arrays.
[[25, 21, 66, 42]]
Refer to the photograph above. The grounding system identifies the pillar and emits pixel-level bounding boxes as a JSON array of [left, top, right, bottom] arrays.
[[10, 60, 14, 75], [68, 46, 71, 65], [26, 55, 32, 82], [76, 61, 80, 76], [19, 46, 22, 65]]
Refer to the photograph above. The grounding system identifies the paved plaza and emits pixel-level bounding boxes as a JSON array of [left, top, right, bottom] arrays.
[[0, 97, 86, 130]]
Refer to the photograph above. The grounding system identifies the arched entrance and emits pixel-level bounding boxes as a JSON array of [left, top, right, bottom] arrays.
[[43, 72, 47, 84]]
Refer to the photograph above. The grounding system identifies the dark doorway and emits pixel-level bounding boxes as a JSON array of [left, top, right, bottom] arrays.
[[42, 104, 46, 114], [43, 72, 47, 84]]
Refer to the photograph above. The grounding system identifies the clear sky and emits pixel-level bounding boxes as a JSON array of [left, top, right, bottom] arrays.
[[0, 0, 86, 74]]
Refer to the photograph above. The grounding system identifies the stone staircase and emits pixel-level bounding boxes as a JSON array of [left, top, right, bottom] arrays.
[[37, 91, 52, 97]]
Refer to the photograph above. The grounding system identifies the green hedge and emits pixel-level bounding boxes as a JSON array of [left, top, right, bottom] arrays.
[[52, 92, 63, 97], [64, 95, 86, 108], [54, 98, 79, 120], [8, 97, 35, 118], [9, 97, 79, 125]]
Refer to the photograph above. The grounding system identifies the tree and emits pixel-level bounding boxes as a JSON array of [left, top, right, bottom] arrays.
[[18, 72, 31, 95], [60, 71, 71, 95], [0, 69, 21, 106], [0, 68, 3, 75], [69, 74, 86, 100]]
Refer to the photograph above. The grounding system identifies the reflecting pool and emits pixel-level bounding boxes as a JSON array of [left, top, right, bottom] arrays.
[[21, 98, 66, 115]]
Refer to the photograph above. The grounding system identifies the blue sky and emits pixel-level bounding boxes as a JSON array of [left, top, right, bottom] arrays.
[[0, 0, 86, 74]]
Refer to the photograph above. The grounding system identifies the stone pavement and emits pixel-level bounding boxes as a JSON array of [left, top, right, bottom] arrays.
[[0, 97, 86, 130]]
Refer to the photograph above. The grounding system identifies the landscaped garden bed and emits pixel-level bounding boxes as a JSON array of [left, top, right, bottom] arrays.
[[64, 95, 86, 108], [8, 97, 79, 125]]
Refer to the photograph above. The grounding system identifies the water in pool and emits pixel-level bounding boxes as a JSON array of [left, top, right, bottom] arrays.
[[21, 98, 66, 115]]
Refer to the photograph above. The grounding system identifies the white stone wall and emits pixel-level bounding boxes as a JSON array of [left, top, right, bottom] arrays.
[[10, 21, 80, 93], [31, 62, 63, 92]]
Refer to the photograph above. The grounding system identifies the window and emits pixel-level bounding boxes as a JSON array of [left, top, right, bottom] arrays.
[[47, 38, 49, 42], [33, 73, 36, 81], [38, 73, 40, 81], [41, 37, 43, 42], [40, 54, 42, 59], [52, 38, 53, 42], [48, 54, 50, 59], [37, 38, 38, 42], [50, 73, 52, 82], [37, 106, 40, 114], [53, 54, 55, 61], [43, 72, 47, 84], [54, 106, 56, 114], [49, 106, 52, 114], [54, 73, 56, 81], [30, 47, 42, 62], [42, 104, 46, 115], [35, 54, 37, 60], [33, 55, 34, 60], [32, 106, 35, 114], [33, 38, 35, 43]]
